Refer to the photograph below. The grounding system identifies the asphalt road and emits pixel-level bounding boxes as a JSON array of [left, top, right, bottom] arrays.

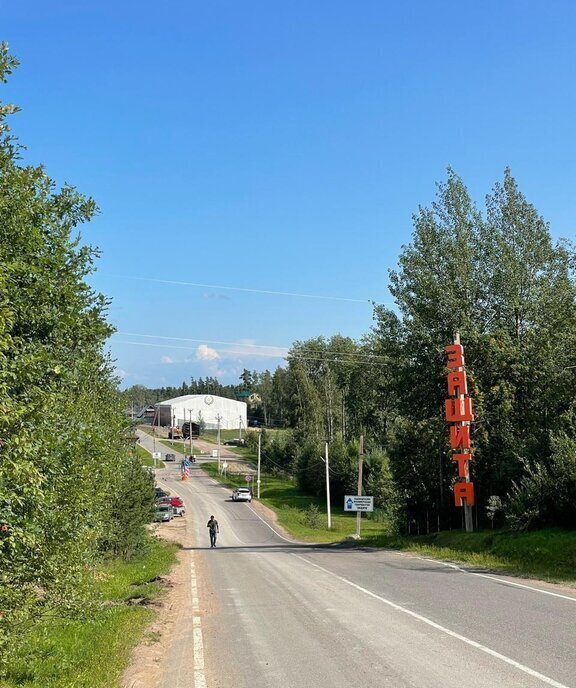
[[138, 431, 576, 688]]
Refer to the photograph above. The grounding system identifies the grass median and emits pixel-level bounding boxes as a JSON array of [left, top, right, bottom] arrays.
[[0, 537, 178, 688]]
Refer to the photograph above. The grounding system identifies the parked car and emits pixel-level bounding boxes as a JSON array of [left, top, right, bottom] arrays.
[[154, 504, 173, 522], [165, 453, 176, 462], [231, 487, 252, 502], [172, 504, 186, 517], [155, 487, 169, 498], [156, 496, 172, 506], [223, 438, 246, 446]]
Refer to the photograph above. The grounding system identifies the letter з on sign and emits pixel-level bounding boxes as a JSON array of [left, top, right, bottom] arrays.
[[445, 343, 464, 369]]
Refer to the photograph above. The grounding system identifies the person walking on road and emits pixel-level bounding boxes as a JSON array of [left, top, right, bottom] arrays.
[[207, 515, 219, 548]]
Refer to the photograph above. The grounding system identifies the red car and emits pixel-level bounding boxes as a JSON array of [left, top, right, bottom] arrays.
[[170, 496, 184, 508]]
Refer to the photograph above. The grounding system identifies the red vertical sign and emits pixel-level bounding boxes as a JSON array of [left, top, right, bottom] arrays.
[[445, 341, 475, 507]]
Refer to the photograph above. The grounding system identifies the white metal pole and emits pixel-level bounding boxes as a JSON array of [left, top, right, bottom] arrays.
[[356, 435, 364, 538], [325, 441, 332, 530], [239, 415, 243, 442], [189, 409, 194, 457], [153, 406, 157, 469], [217, 414, 221, 472], [257, 432, 261, 499]]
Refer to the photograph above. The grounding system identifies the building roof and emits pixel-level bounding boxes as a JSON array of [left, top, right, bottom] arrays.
[[157, 394, 245, 406]]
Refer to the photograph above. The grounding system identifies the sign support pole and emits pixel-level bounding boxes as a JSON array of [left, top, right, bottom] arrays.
[[257, 433, 261, 500]]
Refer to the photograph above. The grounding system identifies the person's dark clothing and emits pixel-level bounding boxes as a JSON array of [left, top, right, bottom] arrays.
[[207, 517, 219, 547]]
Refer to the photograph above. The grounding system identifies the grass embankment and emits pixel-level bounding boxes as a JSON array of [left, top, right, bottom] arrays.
[[202, 462, 385, 543], [132, 442, 165, 468], [364, 528, 576, 583], [0, 538, 178, 688], [203, 462, 576, 583]]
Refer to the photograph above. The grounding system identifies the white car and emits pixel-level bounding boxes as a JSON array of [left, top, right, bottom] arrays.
[[231, 487, 252, 502], [154, 504, 173, 522]]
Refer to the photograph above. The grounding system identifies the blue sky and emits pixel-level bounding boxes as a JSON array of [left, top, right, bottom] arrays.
[[2, 1, 575, 388]]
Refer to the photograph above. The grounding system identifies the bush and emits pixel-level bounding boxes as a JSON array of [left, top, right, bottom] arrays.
[[303, 504, 322, 529]]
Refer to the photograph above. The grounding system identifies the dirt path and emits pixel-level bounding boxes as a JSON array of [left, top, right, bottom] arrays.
[[122, 517, 194, 688]]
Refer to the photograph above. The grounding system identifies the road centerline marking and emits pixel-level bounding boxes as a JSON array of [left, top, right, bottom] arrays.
[[292, 554, 570, 688]]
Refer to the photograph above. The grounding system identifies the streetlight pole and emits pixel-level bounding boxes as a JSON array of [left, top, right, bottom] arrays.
[[189, 408, 194, 457], [217, 413, 222, 472], [153, 406, 157, 469]]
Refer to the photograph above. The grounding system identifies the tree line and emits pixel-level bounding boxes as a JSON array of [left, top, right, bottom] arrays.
[[0, 45, 155, 666], [126, 172, 576, 533]]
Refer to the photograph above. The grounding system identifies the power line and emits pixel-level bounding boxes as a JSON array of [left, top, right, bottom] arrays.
[[112, 274, 387, 304], [113, 339, 393, 368], [116, 332, 289, 353], [113, 332, 392, 363]]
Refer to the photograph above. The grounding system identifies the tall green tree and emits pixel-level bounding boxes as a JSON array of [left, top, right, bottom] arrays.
[[374, 168, 576, 529], [0, 43, 153, 663]]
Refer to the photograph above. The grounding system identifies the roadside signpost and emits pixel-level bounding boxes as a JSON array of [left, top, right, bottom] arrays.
[[152, 451, 161, 470], [245, 474, 253, 483]]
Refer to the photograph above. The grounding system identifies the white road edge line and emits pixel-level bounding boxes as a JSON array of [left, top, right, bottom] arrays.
[[419, 557, 576, 602], [292, 554, 570, 688], [246, 502, 298, 543], [190, 558, 207, 688]]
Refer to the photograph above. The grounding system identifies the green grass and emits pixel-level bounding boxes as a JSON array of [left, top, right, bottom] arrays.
[[0, 538, 179, 688], [364, 528, 576, 583], [202, 462, 576, 583], [131, 443, 165, 468], [202, 462, 386, 543]]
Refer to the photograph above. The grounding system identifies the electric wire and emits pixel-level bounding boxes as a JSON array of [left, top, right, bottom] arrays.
[[112, 274, 386, 304]]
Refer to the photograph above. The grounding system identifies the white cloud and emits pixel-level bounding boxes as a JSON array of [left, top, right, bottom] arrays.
[[161, 355, 175, 364], [196, 344, 220, 361]]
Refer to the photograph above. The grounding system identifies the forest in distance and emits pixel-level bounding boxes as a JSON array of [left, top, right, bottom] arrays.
[[124, 168, 576, 535]]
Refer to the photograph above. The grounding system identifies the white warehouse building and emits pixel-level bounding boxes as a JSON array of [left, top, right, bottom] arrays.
[[155, 394, 247, 431]]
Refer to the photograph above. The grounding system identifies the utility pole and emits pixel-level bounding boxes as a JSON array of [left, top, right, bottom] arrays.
[[189, 409, 194, 457], [325, 441, 332, 530], [217, 413, 222, 472], [356, 435, 364, 539], [152, 406, 157, 469], [257, 432, 261, 499]]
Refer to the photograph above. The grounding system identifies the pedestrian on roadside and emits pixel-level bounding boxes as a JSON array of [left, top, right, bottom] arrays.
[[207, 515, 219, 548]]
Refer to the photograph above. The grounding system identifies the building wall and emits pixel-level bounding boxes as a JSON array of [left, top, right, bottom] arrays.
[[156, 394, 247, 430]]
